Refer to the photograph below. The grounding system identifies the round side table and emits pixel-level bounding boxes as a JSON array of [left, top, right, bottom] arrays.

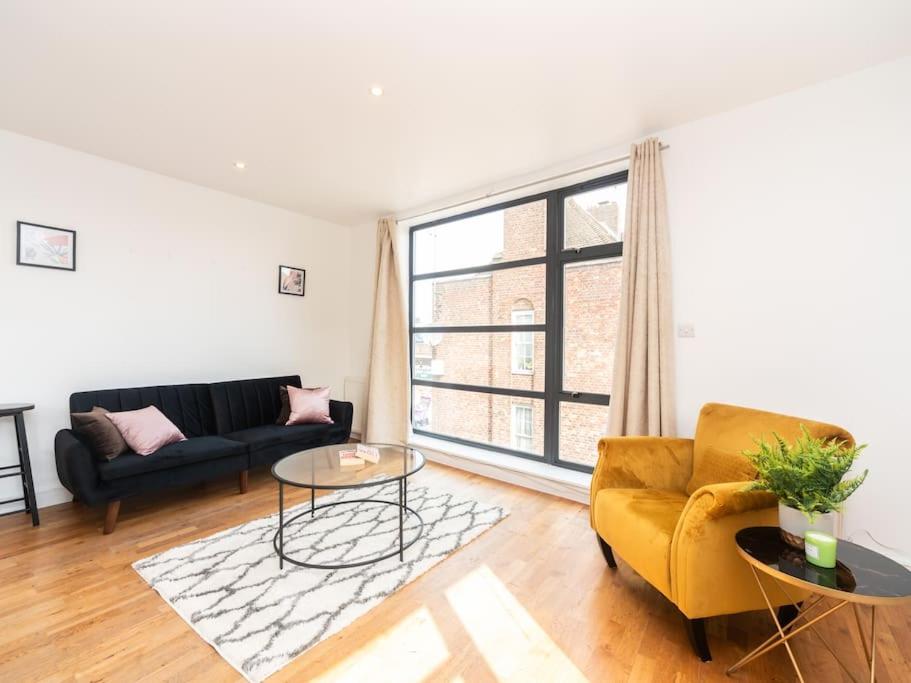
[[728, 526, 911, 682]]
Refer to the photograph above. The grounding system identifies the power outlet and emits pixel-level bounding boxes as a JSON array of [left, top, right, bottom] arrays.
[[677, 323, 695, 338]]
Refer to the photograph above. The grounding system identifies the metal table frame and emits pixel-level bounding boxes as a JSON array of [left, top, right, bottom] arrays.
[[728, 541, 910, 682], [271, 451, 425, 570]]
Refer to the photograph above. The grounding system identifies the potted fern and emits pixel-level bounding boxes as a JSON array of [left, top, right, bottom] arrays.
[[744, 427, 868, 548]]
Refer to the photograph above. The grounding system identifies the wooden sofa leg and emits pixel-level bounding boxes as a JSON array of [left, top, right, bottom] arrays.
[[103, 500, 121, 535], [238, 470, 249, 494], [596, 535, 618, 569], [682, 615, 712, 662]]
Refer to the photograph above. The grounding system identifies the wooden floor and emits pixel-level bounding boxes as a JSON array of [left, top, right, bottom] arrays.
[[1, 463, 909, 683]]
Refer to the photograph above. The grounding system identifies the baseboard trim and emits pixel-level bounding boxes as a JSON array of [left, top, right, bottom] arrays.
[[0, 484, 72, 516], [38, 485, 72, 508], [409, 435, 591, 505]]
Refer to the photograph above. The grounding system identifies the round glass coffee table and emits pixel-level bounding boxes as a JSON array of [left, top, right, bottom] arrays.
[[728, 526, 911, 681], [271, 443, 425, 570]]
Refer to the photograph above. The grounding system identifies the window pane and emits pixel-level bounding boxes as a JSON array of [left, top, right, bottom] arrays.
[[413, 199, 546, 275], [563, 183, 627, 250], [412, 386, 544, 455], [413, 332, 545, 391], [559, 402, 609, 467], [562, 257, 622, 394], [413, 264, 546, 327]]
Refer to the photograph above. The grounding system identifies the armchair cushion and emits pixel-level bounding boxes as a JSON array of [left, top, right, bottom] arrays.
[[593, 488, 689, 600], [685, 403, 854, 495]]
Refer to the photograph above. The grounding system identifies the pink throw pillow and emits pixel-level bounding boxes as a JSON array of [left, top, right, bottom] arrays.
[[286, 386, 334, 425], [105, 406, 187, 455]]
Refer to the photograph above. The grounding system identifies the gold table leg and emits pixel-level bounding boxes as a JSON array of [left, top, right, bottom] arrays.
[[869, 605, 876, 683], [726, 570, 880, 681]]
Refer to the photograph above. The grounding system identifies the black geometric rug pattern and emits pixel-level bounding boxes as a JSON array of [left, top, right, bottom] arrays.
[[133, 481, 508, 682]]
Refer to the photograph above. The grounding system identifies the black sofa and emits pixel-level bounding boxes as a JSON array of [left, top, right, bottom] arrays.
[[55, 375, 352, 533]]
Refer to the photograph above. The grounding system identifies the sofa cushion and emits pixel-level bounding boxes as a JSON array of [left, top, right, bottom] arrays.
[[97, 435, 247, 481], [71, 406, 129, 461], [210, 376, 302, 434], [593, 488, 689, 600], [685, 402, 855, 495], [70, 384, 215, 438], [226, 423, 335, 452], [275, 385, 291, 425], [285, 386, 333, 425], [105, 406, 187, 456]]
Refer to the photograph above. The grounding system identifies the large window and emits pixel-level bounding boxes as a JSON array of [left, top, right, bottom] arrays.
[[409, 172, 627, 471]]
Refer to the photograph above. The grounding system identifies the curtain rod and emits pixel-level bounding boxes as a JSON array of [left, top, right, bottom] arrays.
[[397, 142, 669, 224]]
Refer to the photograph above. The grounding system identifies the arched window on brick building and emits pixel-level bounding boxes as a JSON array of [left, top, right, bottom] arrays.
[[510, 299, 534, 374]]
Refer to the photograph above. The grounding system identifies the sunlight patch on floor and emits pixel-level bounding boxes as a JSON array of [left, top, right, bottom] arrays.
[[445, 564, 588, 682], [310, 606, 449, 683]]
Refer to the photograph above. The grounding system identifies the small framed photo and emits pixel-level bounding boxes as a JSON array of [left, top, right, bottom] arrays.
[[278, 265, 305, 296], [17, 221, 77, 271]]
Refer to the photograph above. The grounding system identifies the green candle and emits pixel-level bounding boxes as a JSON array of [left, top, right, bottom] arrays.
[[804, 530, 837, 568]]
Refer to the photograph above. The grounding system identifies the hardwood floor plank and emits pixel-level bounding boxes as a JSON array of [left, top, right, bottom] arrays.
[[0, 463, 908, 682]]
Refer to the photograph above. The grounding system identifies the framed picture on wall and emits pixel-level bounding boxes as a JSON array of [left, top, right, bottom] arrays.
[[278, 265, 306, 296], [16, 221, 77, 271]]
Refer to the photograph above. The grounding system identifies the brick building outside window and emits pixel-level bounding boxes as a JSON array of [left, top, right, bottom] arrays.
[[412, 177, 626, 469]]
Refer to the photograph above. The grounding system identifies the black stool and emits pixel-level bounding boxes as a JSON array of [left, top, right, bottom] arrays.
[[0, 403, 39, 526]]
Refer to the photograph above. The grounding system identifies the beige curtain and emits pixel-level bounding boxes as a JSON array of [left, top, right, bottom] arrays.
[[363, 217, 410, 444], [607, 138, 676, 436]]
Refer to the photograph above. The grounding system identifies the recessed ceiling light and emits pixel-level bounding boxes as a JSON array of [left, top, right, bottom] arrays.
[[233, 160, 246, 170], [370, 85, 384, 97]]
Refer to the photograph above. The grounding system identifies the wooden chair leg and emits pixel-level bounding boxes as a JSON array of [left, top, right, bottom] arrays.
[[778, 603, 801, 627], [596, 535, 618, 569], [238, 470, 249, 494], [682, 614, 712, 662], [103, 500, 121, 535]]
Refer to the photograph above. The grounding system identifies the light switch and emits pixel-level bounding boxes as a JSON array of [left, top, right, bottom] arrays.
[[677, 323, 695, 338]]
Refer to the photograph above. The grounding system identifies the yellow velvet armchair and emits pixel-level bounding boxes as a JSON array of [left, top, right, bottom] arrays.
[[590, 402, 853, 661]]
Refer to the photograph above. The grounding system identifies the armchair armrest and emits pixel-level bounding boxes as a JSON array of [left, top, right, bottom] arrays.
[[686, 481, 777, 521], [591, 436, 694, 493], [670, 482, 793, 618], [590, 436, 694, 527]]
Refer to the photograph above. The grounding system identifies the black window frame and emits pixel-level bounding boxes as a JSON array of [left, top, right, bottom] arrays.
[[409, 170, 627, 473]]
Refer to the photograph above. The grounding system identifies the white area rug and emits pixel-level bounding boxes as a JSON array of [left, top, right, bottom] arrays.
[[133, 481, 508, 682]]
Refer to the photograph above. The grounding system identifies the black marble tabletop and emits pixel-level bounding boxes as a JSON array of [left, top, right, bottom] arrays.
[[736, 526, 911, 601]]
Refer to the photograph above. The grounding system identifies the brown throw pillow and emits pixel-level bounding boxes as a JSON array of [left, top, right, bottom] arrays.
[[71, 406, 129, 461], [275, 386, 291, 425]]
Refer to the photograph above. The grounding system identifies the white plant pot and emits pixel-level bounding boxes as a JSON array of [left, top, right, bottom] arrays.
[[778, 502, 836, 549]]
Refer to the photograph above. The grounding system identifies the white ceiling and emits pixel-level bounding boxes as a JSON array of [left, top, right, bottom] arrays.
[[1, 2, 909, 226]]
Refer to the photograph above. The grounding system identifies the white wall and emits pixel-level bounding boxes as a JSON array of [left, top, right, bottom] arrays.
[[347, 57, 911, 562], [0, 130, 352, 511], [664, 57, 911, 562]]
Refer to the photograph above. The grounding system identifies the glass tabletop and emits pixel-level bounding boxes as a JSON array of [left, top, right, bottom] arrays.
[[736, 526, 911, 603], [271, 443, 425, 490]]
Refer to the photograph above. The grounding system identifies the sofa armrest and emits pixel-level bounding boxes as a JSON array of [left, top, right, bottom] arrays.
[[55, 429, 104, 506], [329, 400, 354, 439], [670, 482, 798, 618], [590, 436, 694, 527]]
